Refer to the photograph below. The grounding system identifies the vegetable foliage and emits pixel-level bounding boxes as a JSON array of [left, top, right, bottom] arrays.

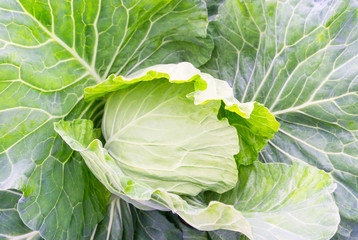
[[0, 0, 356, 239], [55, 63, 339, 239]]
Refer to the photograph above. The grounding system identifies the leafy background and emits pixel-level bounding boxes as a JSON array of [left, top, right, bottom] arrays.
[[0, 0, 357, 239]]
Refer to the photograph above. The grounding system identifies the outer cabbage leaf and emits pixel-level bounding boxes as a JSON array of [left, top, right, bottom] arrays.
[[54, 119, 340, 240], [201, 0, 358, 237], [91, 196, 135, 240], [0, 0, 214, 238], [205, 163, 340, 240]]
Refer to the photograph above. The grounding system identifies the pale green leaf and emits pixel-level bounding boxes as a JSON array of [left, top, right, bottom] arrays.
[[206, 162, 340, 240], [102, 80, 238, 195], [85, 62, 255, 118]]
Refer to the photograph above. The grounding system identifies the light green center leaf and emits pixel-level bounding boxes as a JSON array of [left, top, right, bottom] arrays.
[[103, 80, 239, 195]]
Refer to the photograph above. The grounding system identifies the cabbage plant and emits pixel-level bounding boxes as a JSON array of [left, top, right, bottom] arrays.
[[1, 0, 357, 239], [55, 62, 340, 239]]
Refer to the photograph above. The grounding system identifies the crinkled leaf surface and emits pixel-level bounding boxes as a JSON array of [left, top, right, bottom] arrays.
[[0, 190, 41, 240], [55, 118, 340, 240], [202, 0, 358, 238], [0, 0, 213, 238], [85, 62, 256, 118]]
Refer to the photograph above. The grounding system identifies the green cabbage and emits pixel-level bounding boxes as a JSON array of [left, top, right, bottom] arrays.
[[55, 62, 340, 239], [102, 79, 239, 195]]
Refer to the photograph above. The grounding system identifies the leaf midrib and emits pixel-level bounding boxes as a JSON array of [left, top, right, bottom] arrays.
[[16, 0, 102, 83]]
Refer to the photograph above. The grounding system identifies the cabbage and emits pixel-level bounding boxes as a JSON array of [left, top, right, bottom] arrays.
[[102, 79, 239, 195], [55, 62, 340, 239]]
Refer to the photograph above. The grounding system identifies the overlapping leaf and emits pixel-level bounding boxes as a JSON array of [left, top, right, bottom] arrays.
[[202, 0, 358, 238]]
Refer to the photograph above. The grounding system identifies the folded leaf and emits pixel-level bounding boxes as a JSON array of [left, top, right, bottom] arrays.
[[222, 102, 279, 165], [85, 62, 255, 118], [206, 163, 340, 240]]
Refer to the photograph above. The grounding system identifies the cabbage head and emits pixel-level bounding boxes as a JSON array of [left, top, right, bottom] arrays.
[[55, 62, 340, 240], [102, 78, 239, 195]]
